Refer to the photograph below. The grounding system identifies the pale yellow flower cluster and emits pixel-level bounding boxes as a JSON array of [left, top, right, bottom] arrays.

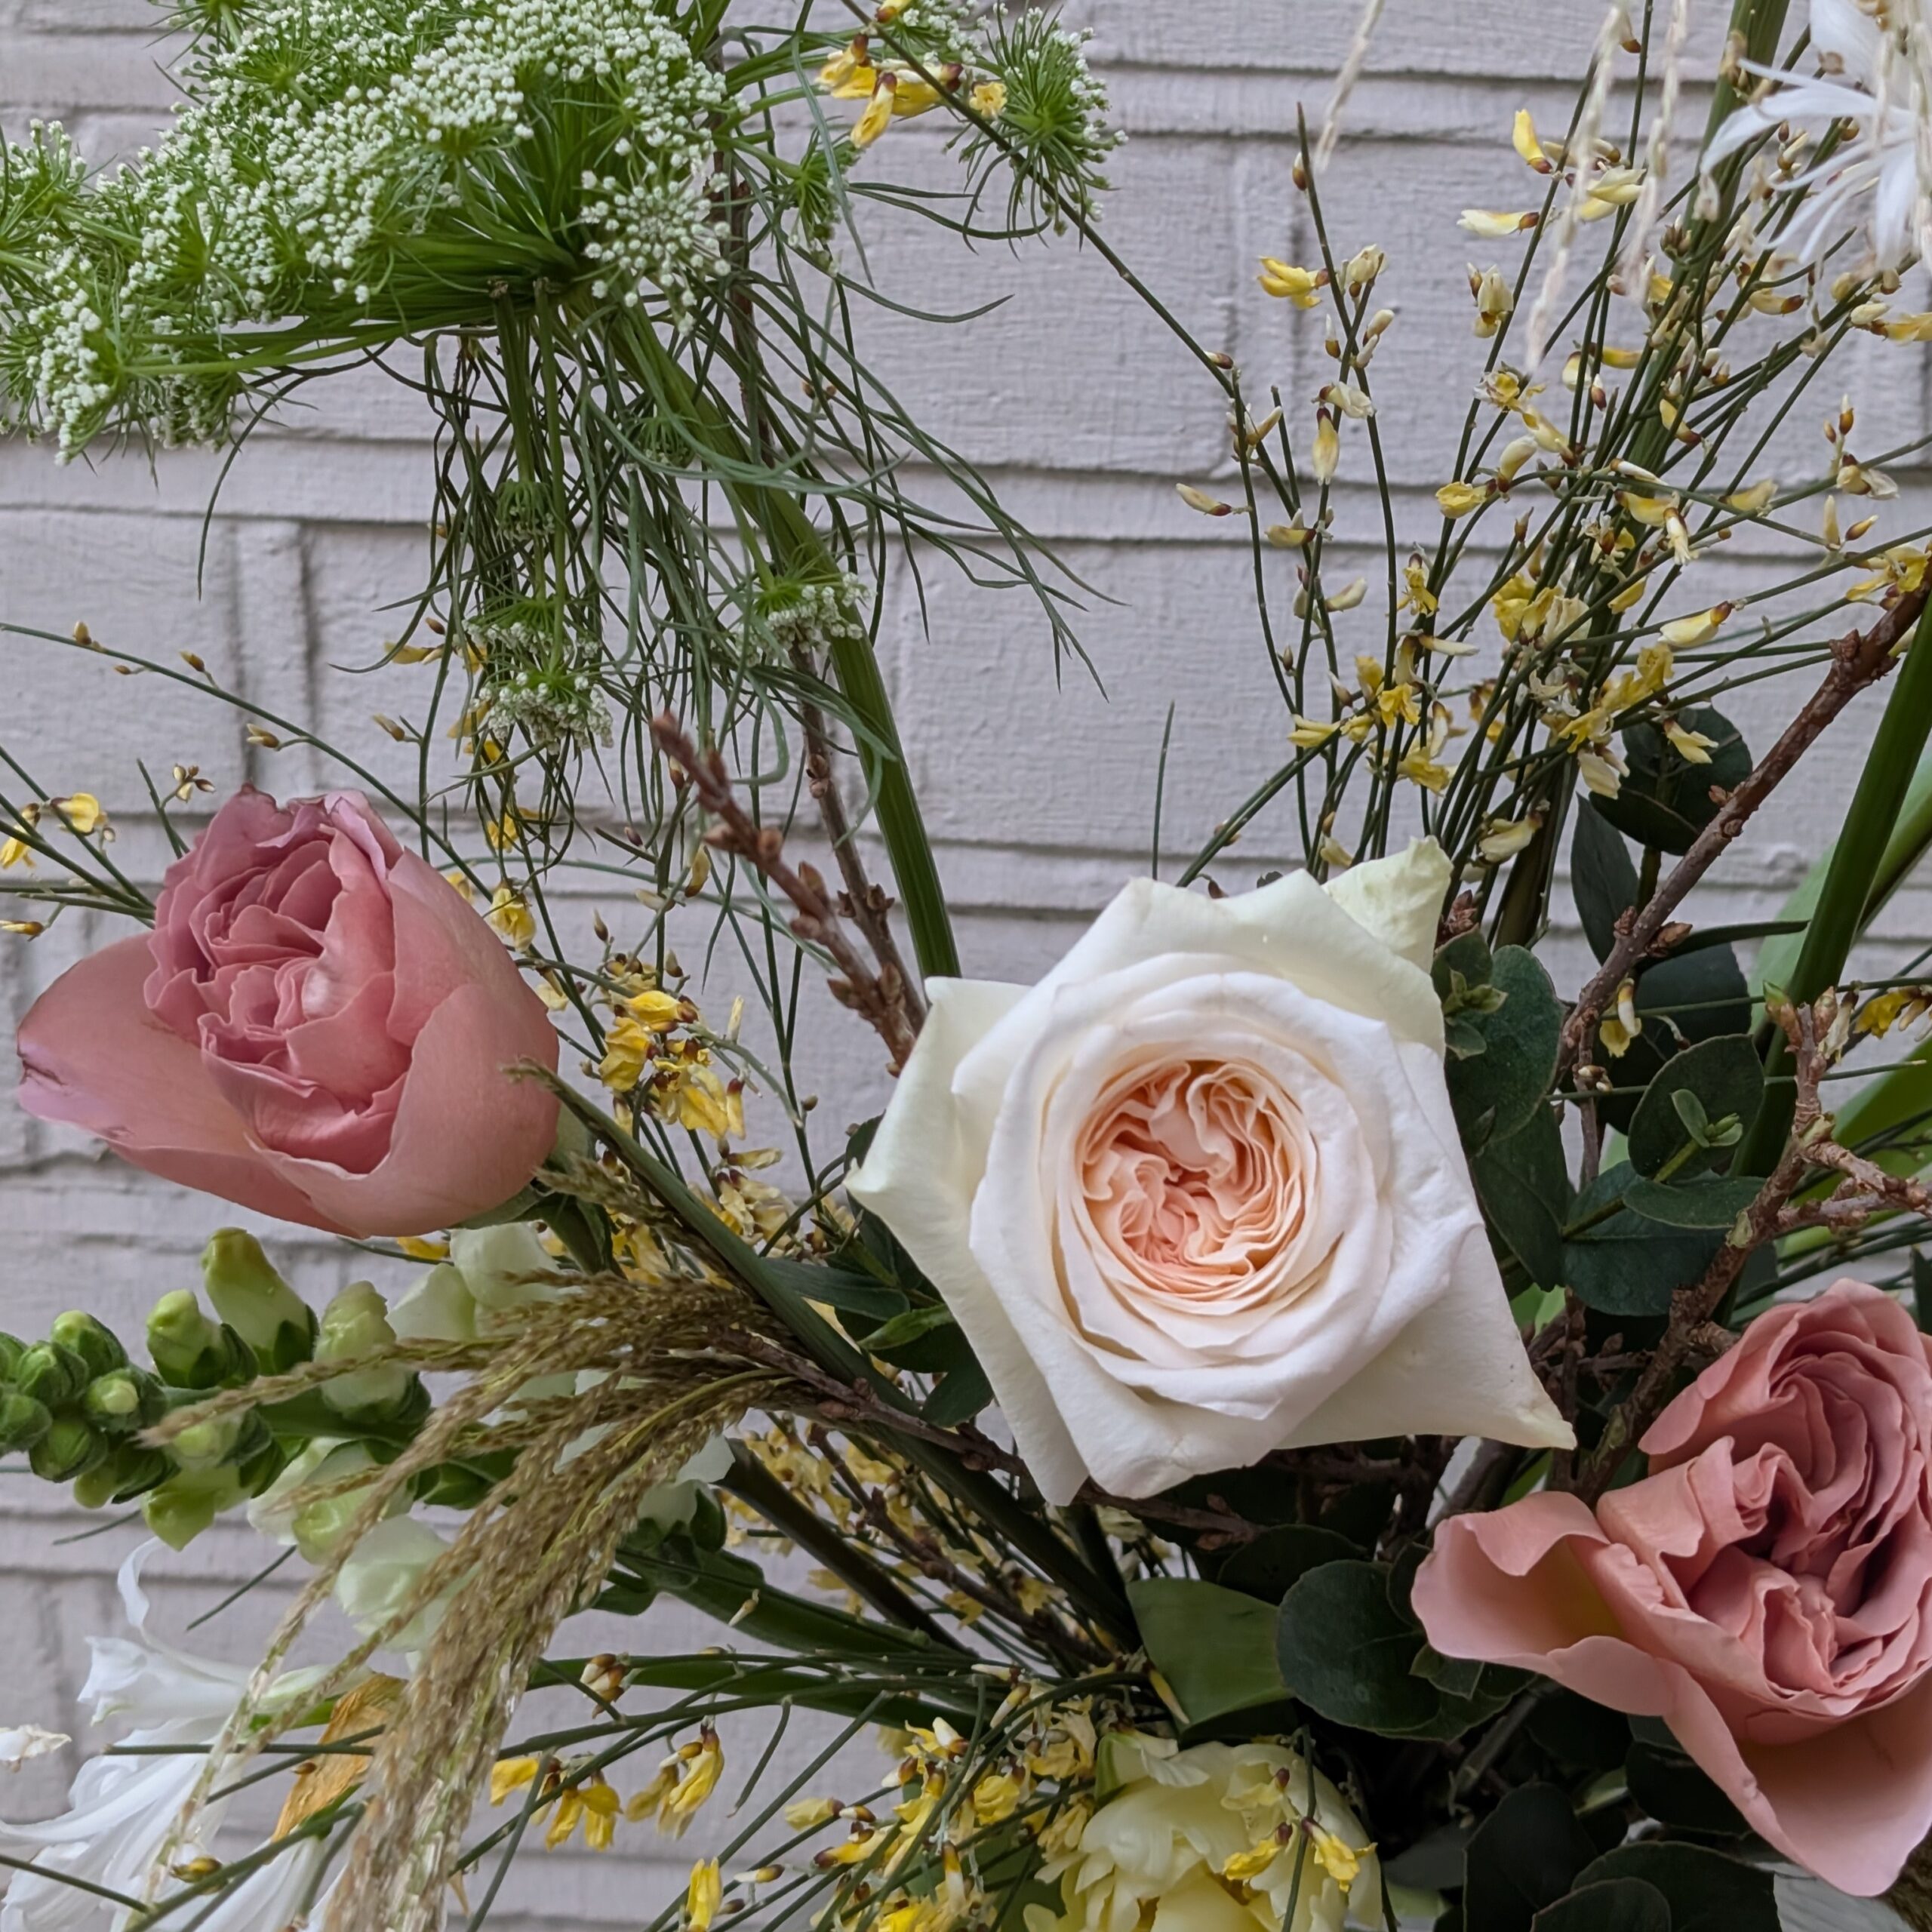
[[489, 1724, 726, 1857], [1026, 1737, 1375, 1932]]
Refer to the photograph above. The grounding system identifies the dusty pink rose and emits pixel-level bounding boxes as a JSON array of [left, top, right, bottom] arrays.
[[1414, 1280, 1932, 1895], [15, 787, 558, 1237]]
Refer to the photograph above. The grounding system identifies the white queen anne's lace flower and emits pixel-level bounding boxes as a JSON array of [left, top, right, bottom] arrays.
[[1708, 0, 1932, 269]]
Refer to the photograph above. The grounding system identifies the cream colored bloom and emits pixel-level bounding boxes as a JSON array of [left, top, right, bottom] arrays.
[[848, 841, 1571, 1502], [1024, 1737, 1374, 1932]]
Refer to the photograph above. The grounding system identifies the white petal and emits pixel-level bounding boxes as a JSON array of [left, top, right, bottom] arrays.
[[1011, 870, 1443, 1050], [1322, 836, 1451, 972], [447, 1223, 563, 1312], [1278, 1216, 1572, 1450], [848, 977, 1091, 1501], [389, 1260, 479, 1341]]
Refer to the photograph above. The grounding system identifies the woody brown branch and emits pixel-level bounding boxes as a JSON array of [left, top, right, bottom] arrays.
[[1559, 583, 1930, 1083], [650, 713, 921, 1072], [792, 681, 927, 1031]]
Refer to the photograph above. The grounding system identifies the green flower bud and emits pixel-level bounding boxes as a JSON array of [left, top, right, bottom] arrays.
[[84, 1367, 162, 1435], [147, 1291, 254, 1389], [88, 1440, 173, 1506], [49, 1311, 126, 1380], [232, 1412, 285, 1496], [0, 1391, 52, 1451], [171, 1412, 243, 1471], [0, 1332, 26, 1380], [143, 1467, 245, 1550], [317, 1282, 414, 1420], [71, 1459, 122, 1511], [14, 1342, 89, 1407], [202, 1229, 315, 1373], [29, 1414, 105, 1483]]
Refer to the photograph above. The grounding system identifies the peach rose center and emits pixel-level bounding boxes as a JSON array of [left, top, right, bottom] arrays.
[[1075, 1057, 1315, 1304]]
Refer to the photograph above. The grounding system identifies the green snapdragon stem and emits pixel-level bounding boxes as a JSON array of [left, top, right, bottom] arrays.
[[609, 315, 959, 983], [1734, 598, 1932, 1181]]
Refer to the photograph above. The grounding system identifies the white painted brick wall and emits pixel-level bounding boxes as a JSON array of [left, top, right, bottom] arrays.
[[0, 4, 1915, 1924]]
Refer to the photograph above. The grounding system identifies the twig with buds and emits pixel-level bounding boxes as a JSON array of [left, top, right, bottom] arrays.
[[1575, 994, 1932, 1503], [1561, 583, 1931, 1083], [651, 714, 921, 1072]]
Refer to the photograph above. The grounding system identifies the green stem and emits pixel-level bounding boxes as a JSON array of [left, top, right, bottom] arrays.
[[608, 314, 959, 981], [1738, 597, 1932, 1174], [1706, 0, 1792, 143]]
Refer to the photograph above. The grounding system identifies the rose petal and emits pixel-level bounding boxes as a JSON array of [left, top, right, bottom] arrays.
[[254, 980, 558, 1236], [15, 934, 340, 1230], [844, 976, 1091, 1500], [1324, 838, 1453, 972]]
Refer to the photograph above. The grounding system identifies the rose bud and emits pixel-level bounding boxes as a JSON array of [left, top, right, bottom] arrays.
[[15, 787, 560, 1237]]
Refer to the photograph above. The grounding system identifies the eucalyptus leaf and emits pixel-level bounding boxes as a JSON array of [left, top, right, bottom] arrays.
[[1626, 1034, 1763, 1179], [1128, 1578, 1287, 1726], [1571, 807, 1640, 965], [1573, 1844, 1777, 1932], [1275, 1560, 1438, 1733], [1475, 1105, 1571, 1284], [1447, 947, 1563, 1152], [1594, 943, 1750, 1135], [1531, 1879, 1671, 1932], [1623, 1740, 1748, 1837], [1562, 1165, 1720, 1316], [1620, 1174, 1761, 1229], [1214, 1524, 1360, 1602], [1463, 1785, 1596, 1932]]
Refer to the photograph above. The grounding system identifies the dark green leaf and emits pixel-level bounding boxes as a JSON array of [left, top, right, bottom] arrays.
[[1571, 808, 1640, 965], [1623, 1740, 1748, 1837], [862, 1303, 959, 1349], [1276, 1560, 1438, 1733], [1917, 1252, 1932, 1333], [1591, 707, 1753, 856], [1214, 1524, 1359, 1602], [921, 1356, 992, 1426], [1627, 1035, 1764, 1179], [764, 1259, 907, 1327], [1526, 1690, 1632, 1774], [1433, 928, 1494, 998], [1402, 1646, 1527, 1739], [1463, 1785, 1597, 1932], [1620, 1175, 1761, 1229], [1129, 1578, 1287, 1725], [1574, 1845, 1776, 1932], [1595, 944, 1752, 1136], [1448, 947, 1564, 1152], [1532, 1879, 1671, 1932], [1475, 1104, 1572, 1284], [1383, 1824, 1471, 1893], [1562, 1165, 1720, 1316]]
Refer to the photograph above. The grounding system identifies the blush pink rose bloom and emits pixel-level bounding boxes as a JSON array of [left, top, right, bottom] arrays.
[[1414, 1280, 1932, 1896], [14, 787, 558, 1237]]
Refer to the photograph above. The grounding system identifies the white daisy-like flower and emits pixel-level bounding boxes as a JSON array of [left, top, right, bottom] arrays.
[[0, 1544, 337, 1932], [1706, 0, 1932, 269]]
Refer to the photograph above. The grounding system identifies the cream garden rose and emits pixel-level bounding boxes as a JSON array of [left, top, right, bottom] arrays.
[[848, 840, 1571, 1501]]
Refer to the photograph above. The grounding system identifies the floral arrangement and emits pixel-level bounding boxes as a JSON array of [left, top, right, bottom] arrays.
[[7, 0, 1932, 1929]]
